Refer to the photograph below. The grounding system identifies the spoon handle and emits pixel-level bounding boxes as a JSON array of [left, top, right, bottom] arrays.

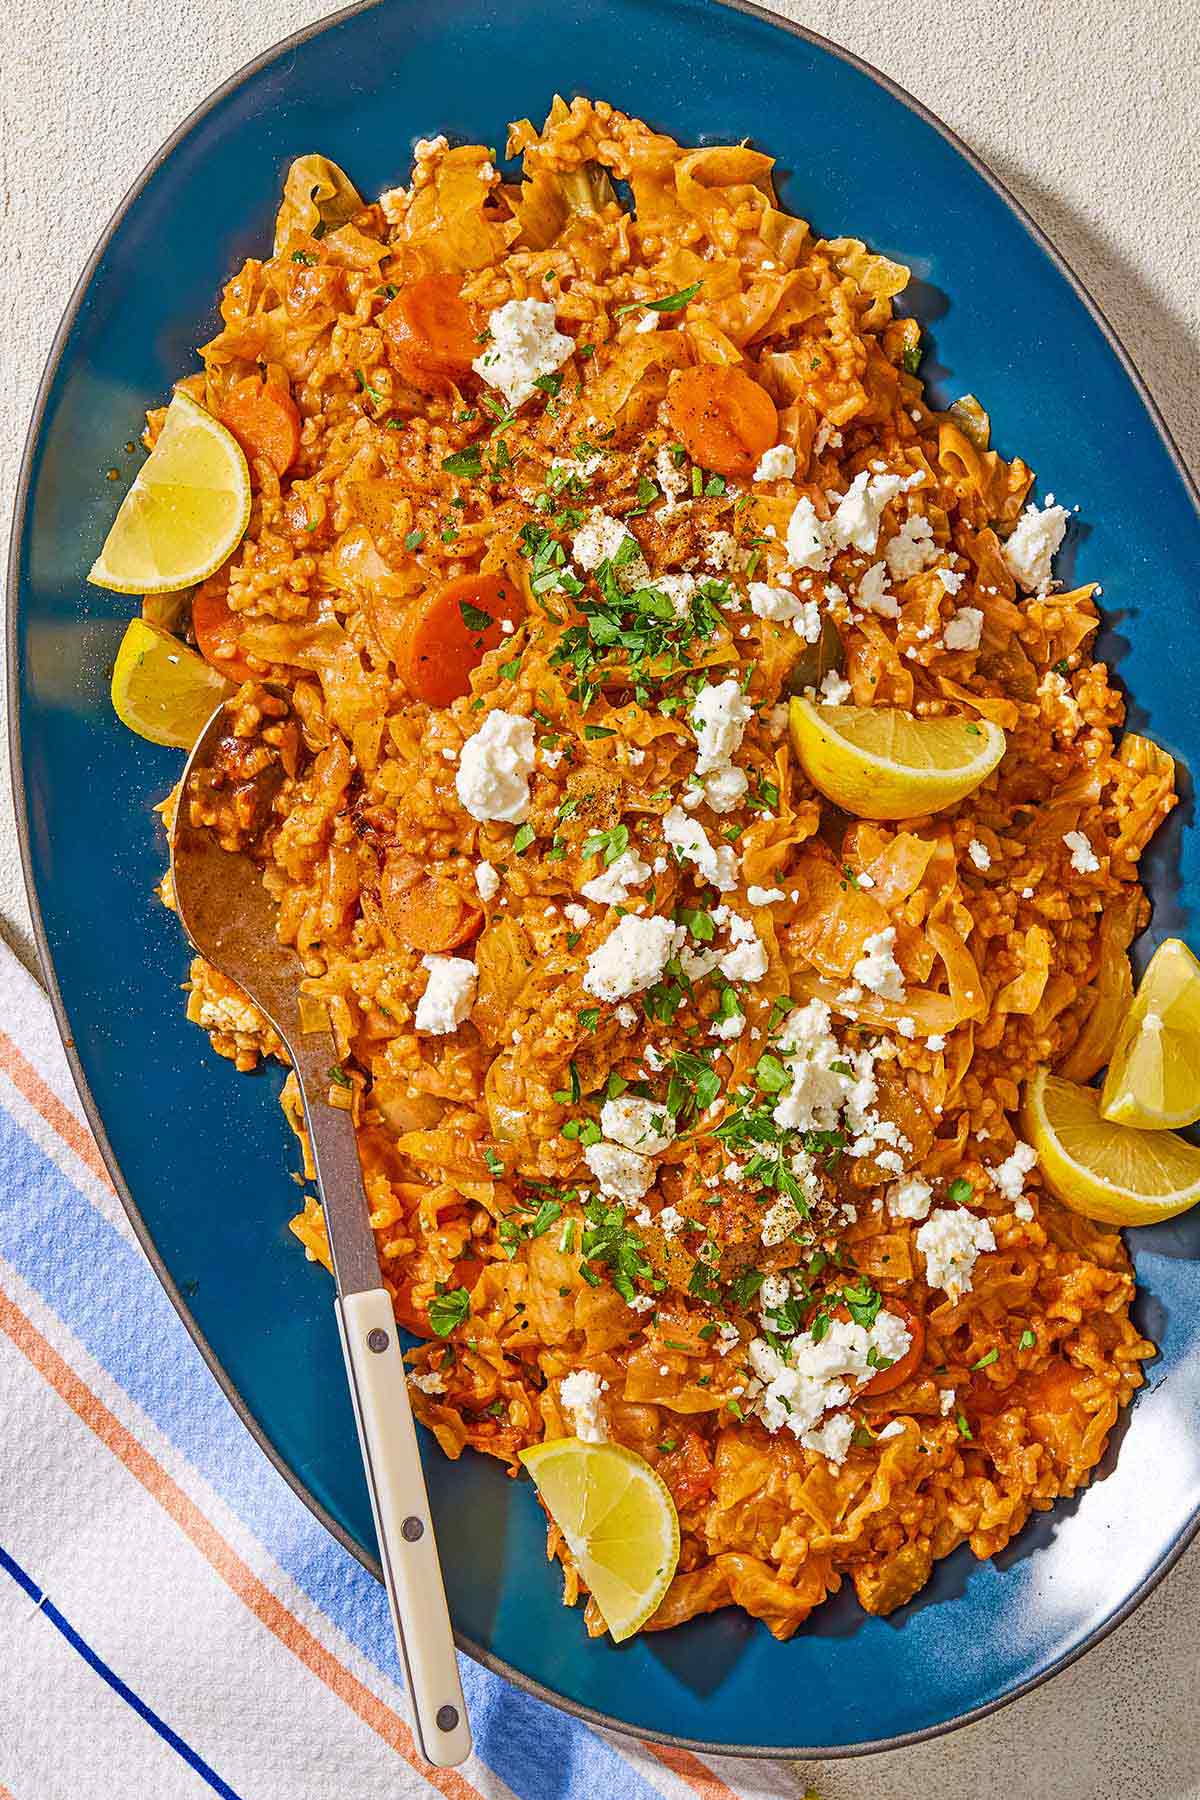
[[335, 1287, 472, 1767]]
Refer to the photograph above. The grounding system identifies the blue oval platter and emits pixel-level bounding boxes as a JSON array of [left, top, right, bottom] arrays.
[[10, 0, 1200, 1757]]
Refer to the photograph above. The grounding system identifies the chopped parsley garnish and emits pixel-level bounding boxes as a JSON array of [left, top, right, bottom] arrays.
[[580, 1197, 652, 1301], [428, 1287, 471, 1337], [376, 283, 399, 299], [355, 369, 382, 403], [665, 1049, 721, 1119], [971, 1348, 999, 1369], [512, 823, 536, 855], [459, 600, 494, 632], [582, 823, 630, 865], [754, 1053, 790, 1094], [578, 1007, 600, 1032], [956, 1412, 973, 1440], [483, 1148, 505, 1177], [533, 372, 564, 397], [1019, 1327, 1037, 1350], [614, 280, 702, 318], [327, 1064, 352, 1088], [901, 344, 922, 374], [583, 723, 617, 739], [948, 1177, 974, 1204], [498, 655, 522, 680], [291, 250, 318, 265], [442, 445, 484, 479], [839, 1278, 882, 1330], [404, 529, 425, 551]]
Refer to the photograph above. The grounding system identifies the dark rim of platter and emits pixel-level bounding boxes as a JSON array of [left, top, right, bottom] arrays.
[[8, 0, 1200, 1760]]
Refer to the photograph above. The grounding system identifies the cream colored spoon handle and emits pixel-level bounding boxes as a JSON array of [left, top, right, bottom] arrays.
[[336, 1288, 471, 1768]]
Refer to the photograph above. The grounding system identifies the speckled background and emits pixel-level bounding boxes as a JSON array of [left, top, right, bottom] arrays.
[[2, 1, 1198, 1790]]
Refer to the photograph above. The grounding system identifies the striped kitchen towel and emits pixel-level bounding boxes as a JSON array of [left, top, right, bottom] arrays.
[[0, 938, 817, 1800]]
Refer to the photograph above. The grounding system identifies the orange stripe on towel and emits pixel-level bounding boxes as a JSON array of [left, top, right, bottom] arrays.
[[0, 1030, 116, 1192], [642, 1741, 742, 1800], [0, 1286, 484, 1800]]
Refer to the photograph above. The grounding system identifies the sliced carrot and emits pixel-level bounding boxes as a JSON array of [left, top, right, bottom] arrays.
[[666, 364, 779, 479], [191, 568, 257, 682], [381, 853, 484, 952], [219, 366, 301, 477], [380, 274, 478, 393], [395, 570, 523, 706], [861, 1300, 926, 1397]]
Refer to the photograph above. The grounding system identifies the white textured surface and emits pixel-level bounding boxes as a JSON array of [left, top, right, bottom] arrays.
[[1, 1, 1198, 1791]]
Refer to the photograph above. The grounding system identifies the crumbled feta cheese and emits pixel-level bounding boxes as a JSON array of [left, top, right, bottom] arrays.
[[748, 1310, 910, 1441], [1014, 1196, 1035, 1221], [747, 885, 786, 906], [818, 669, 852, 705], [581, 847, 652, 905], [943, 607, 984, 651], [857, 561, 898, 618], [1002, 501, 1070, 593], [704, 530, 739, 572], [990, 1139, 1038, 1203], [876, 1419, 906, 1440], [692, 679, 752, 775], [717, 912, 768, 984], [583, 1140, 655, 1205], [937, 567, 965, 595], [830, 471, 903, 554], [916, 1208, 996, 1302], [760, 1197, 805, 1246], [571, 509, 650, 589], [474, 860, 500, 902], [634, 310, 659, 333], [801, 1411, 856, 1466], [852, 927, 906, 1000], [663, 806, 738, 891], [702, 766, 749, 813], [926, 1034, 946, 1052], [409, 1367, 447, 1396], [628, 1292, 654, 1313], [888, 1175, 933, 1221], [615, 1002, 638, 1030], [656, 1205, 686, 1236], [559, 1369, 608, 1443], [564, 902, 591, 929], [473, 298, 574, 408], [456, 710, 536, 823], [583, 914, 678, 1001], [655, 572, 700, 618], [895, 1015, 916, 1039], [885, 513, 938, 579], [939, 1387, 957, 1416], [754, 444, 797, 482], [748, 580, 822, 642], [1063, 829, 1100, 874], [414, 955, 477, 1035], [785, 496, 830, 571], [967, 839, 991, 871], [600, 1096, 675, 1156], [413, 134, 448, 159]]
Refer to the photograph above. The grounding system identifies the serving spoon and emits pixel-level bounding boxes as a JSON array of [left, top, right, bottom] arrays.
[[171, 689, 471, 1770]]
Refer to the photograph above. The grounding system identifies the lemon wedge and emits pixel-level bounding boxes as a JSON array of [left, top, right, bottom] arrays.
[[1021, 1066, 1200, 1226], [789, 697, 1006, 820], [89, 390, 250, 594], [110, 617, 233, 749], [519, 1438, 680, 1642], [1100, 938, 1200, 1129]]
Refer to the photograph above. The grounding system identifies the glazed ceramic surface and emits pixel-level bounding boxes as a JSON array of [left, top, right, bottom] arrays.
[[10, 0, 1200, 1754]]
